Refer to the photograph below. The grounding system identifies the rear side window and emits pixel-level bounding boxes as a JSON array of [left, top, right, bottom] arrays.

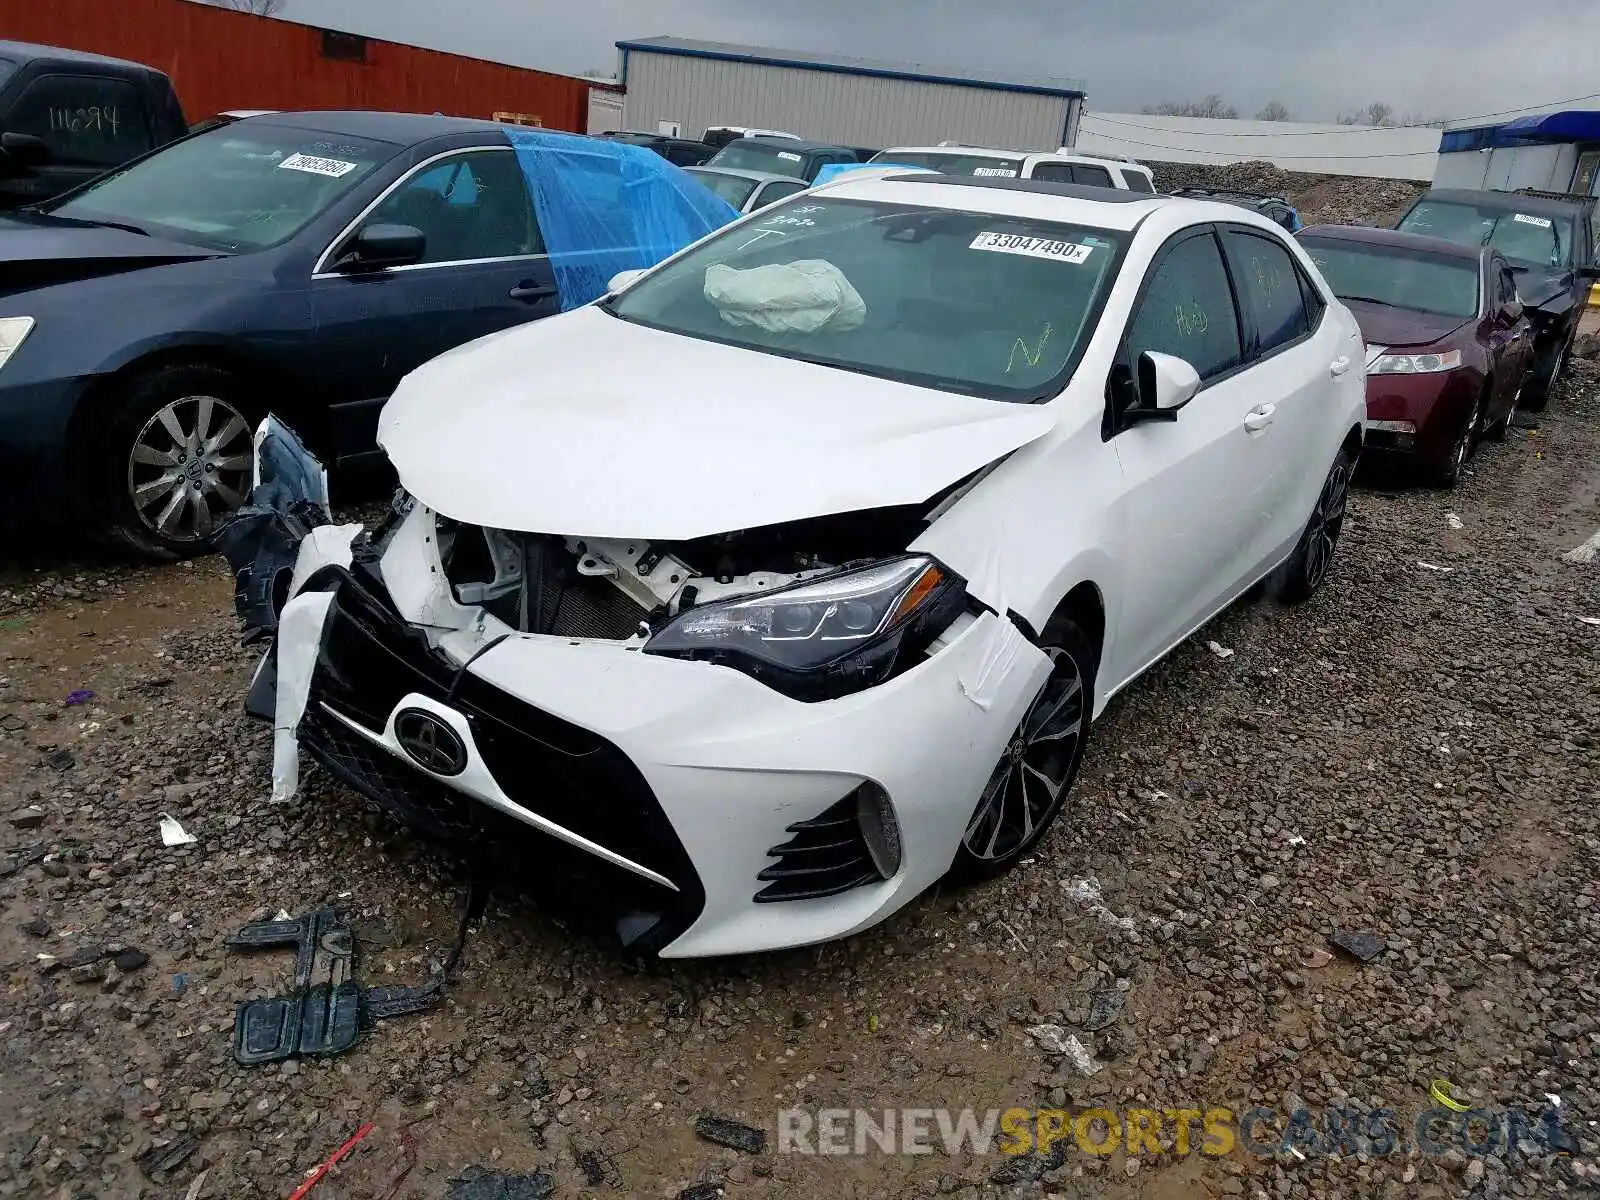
[[6, 74, 152, 166], [1228, 230, 1312, 354], [1071, 164, 1114, 187], [1126, 230, 1243, 381], [1121, 170, 1155, 194]]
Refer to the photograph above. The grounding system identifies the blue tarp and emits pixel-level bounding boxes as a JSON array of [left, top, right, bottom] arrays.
[[505, 128, 740, 310]]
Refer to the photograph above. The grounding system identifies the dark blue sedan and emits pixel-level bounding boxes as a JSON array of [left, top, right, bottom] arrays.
[[0, 111, 735, 558]]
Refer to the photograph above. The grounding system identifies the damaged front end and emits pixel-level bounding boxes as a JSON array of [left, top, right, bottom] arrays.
[[217, 417, 1025, 955]]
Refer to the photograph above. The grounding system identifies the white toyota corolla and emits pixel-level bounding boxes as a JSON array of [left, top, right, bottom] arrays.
[[253, 173, 1366, 958]]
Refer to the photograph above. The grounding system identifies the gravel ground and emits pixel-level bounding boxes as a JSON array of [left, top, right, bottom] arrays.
[[1147, 161, 1428, 228], [3, 362, 1600, 1198]]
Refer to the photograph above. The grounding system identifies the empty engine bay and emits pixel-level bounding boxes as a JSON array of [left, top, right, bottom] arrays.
[[436, 505, 936, 643]]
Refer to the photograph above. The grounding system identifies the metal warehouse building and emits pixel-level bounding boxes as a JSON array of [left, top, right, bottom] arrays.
[[1432, 110, 1600, 198], [615, 36, 1085, 152]]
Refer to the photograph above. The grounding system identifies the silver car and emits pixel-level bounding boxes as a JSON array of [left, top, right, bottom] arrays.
[[684, 166, 810, 213]]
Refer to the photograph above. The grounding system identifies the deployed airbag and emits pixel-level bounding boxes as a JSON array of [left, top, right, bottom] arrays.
[[704, 260, 867, 334]]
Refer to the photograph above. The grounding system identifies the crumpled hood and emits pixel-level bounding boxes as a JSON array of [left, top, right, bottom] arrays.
[[1513, 267, 1577, 316], [0, 215, 223, 296], [1344, 300, 1471, 350], [379, 306, 1056, 540]]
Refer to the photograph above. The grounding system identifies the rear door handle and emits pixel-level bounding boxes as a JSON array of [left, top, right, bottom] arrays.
[[510, 282, 558, 301], [1244, 403, 1277, 431], [1329, 355, 1352, 377]]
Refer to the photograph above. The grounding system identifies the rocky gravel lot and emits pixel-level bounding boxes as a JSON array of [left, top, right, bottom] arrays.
[[3, 386, 1599, 1195], [1147, 162, 1427, 228]]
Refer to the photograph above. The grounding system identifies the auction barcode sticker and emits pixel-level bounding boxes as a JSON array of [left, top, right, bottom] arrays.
[[972, 167, 1019, 177], [1512, 213, 1553, 228], [969, 232, 1093, 263], [278, 153, 360, 178]]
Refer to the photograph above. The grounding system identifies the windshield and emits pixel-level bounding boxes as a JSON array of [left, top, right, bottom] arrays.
[[687, 169, 757, 209], [873, 150, 1023, 178], [606, 197, 1127, 401], [46, 123, 394, 251], [1397, 199, 1574, 270], [1300, 237, 1480, 319], [707, 142, 812, 178]]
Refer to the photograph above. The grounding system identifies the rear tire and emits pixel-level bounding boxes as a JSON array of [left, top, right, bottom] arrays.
[[948, 615, 1095, 883], [85, 364, 258, 562], [1272, 446, 1353, 604]]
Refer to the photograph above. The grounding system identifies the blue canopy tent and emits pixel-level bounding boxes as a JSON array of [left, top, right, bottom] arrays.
[[504, 128, 740, 309]]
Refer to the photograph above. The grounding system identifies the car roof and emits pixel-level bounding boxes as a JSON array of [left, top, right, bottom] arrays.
[[248, 110, 509, 145], [1171, 188, 1290, 206], [881, 145, 1141, 169], [1413, 187, 1590, 217], [1298, 223, 1485, 260], [814, 172, 1228, 231], [722, 137, 855, 153], [0, 39, 162, 74], [686, 166, 798, 184]]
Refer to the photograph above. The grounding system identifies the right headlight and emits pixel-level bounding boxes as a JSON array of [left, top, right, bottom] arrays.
[[1367, 349, 1461, 375], [0, 317, 35, 371], [643, 554, 968, 701]]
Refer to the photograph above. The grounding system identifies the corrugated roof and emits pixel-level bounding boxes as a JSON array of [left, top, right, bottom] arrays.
[[615, 36, 1085, 99]]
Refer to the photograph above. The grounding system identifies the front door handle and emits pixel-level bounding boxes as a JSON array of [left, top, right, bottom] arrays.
[[1244, 403, 1277, 431], [1329, 355, 1352, 377], [510, 282, 558, 302]]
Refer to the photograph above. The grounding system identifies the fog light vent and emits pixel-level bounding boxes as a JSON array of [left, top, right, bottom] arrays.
[[753, 781, 898, 903]]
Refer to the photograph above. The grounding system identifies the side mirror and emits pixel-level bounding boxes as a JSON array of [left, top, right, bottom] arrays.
[[608, 268, 646, 293], [1136, 351, 1201, 417], [336, 223, 426, 272], [1576, 265, 1600, 283], [0, 131, 51, 169], [1498, 300, 1524, 325]]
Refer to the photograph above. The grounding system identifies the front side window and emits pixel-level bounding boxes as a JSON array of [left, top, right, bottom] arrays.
[[48, 121, 394, 250], [364, 150, 541, 264], [1299, 236, 1480, 319], [1229, 231, 1311, 353], [1028, 163, 1075, 184], [606, 197, 1128, 401], [7, 74, 150, 166], [1398, 199, 1573, 270], [1125, 232, 1243, 381], [871, 150, 1024, 178]]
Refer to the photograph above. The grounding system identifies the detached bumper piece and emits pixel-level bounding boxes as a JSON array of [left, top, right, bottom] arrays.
[[297, 567, 706, 954]]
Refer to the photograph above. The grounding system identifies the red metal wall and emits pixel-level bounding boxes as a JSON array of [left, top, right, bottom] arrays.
[[0, 0, 602, 130]]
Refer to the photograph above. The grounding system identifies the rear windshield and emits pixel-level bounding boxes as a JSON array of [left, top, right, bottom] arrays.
[[708, 141, 812, 179], [687, 169, 757, 209], [872, 150, 1023, 178], [1397, 199, 1574, 269], [606, 196, 1128, 402], [1300, 236, 1480, 319]]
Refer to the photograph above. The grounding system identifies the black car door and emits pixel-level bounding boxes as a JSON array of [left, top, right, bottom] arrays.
[[0, 70, 155, 206], [309, 145, 558, 462]]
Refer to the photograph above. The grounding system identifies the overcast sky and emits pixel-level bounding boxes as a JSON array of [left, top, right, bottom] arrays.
[[272, 0, 1600, 123]]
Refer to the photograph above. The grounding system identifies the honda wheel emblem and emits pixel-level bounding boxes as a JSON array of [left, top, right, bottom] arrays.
[[394, 708, 468, 776]]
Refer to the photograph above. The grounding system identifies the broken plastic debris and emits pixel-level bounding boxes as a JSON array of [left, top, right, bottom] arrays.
[[1286, 833, 1306, 847], [694, 1114, 766, 1154], [286, 1122, 375, 1200], [1083, 990, 1125, 1032], [1578, 616, 1600, 627], [1062, 876, 1137, 935], [158, 814, 197, 847], [1445, 513, 1463, 530], [1304, 948, 1334, 969], [270, 590, 337, 802], [1429, 1078, 1469, 1113], [1329, 929, 1384, 962], [64, 690, 95, 706], [135, 1133, 200, 1180], [1206, 640, 1235, 660], [446, 1168, 556, 1200], [1026, 1025, 1101, 1075], [1416, 560, 1454, 573]]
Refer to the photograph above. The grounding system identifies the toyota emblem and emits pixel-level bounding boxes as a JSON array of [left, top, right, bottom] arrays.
[[394, 708, 468, 776]]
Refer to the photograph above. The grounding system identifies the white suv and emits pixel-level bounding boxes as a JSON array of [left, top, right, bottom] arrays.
[[871, 144, 1155, 192]]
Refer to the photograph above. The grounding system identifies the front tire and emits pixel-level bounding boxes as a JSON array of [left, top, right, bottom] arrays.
[[1272, 446, 1353, 604], [949, 615, 1095, 882], [1521, 327, 1573, 413], [1433, 385, 1486, 487], [87, 364, 258, 561]]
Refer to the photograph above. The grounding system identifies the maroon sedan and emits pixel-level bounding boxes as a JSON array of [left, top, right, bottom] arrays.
[[1297, 226, 1534, 484]]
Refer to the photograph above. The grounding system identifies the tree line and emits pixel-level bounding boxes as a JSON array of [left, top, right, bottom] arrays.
[[1138, 96, 1446, 126]]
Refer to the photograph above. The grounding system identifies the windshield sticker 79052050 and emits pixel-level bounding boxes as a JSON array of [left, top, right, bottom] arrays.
[[969, 232, 1093, 263], [278, 153, 360, 178], [1512, 213, 1553, 228]]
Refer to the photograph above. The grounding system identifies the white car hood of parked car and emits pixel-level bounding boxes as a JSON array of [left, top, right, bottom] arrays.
[[378, 306, 1056, 540]]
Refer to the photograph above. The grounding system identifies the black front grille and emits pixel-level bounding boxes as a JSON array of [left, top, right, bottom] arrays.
[[296, 566, 705, 950], [755, 792, 880, 903]]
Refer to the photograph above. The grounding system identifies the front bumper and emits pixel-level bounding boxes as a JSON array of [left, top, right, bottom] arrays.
[[1363, 369, 1480, 468], [267, 507, 1049, 959], [0, 374, 93, 519]]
